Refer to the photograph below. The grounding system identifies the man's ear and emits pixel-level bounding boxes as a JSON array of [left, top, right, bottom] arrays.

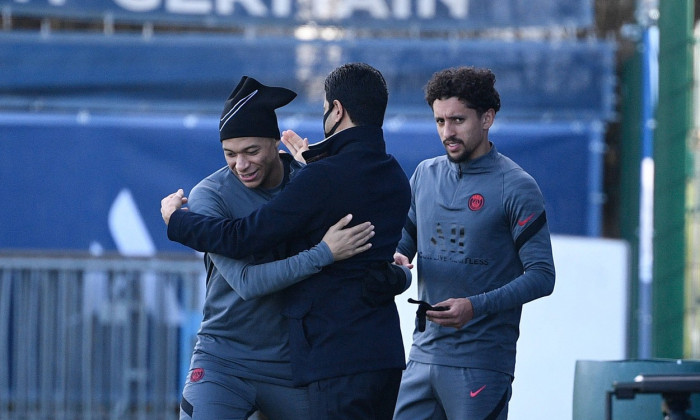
[[481, 108, 495, 129], [333, 99, 345, 122]]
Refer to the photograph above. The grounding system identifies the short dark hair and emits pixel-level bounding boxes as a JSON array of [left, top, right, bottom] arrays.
[[324, 62, 388, 127], [425, 66, 501, 116]]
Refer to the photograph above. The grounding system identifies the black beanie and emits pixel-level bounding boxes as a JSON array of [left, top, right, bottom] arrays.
[[219, 76, 297, 141]]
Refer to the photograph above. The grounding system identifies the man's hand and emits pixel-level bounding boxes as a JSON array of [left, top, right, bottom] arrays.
[[393, 252, 414, 270], [426, 297, 474, 329], [161, 189, 188, 225], [281, 129, 309, 163], [322, 214, 374, 261]]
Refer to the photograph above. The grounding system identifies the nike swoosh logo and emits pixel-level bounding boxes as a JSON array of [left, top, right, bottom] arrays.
[[517, 213, 534, 226], [470, 385, 487, 398]]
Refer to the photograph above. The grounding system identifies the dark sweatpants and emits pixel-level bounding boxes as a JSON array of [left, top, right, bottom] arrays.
[[308, 368, 403, 420]]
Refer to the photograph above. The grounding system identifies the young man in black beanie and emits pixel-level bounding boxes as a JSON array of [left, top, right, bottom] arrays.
[[162, 63, 412, 419], [174, 76, 376, 420]]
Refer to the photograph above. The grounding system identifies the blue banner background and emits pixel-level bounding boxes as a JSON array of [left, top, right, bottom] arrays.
[[0, 112, 602, 252], [1, 0, 593, 29], [0, 31, 614, 251], [0, 33, 615, 121]]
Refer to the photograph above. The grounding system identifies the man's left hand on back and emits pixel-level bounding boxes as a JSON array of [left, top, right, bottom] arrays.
[[161, 188, 188, 225]]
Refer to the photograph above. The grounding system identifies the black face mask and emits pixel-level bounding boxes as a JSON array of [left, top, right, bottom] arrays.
[[323, 102, 342, 138]]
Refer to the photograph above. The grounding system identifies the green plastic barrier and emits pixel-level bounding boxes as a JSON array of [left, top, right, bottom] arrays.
[[573, 359, 700, 420]]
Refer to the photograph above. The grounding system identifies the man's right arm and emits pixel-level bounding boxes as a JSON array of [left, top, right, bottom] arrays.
[[187, 183, 372, 299], [396, 168, 419, 260], [183, 181, 321, 299], [166, 166, 327, 259], [210, 215, 374, 300], [210, 244, 331, 300]]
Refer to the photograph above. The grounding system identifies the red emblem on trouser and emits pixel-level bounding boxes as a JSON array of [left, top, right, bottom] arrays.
[[190, 368, 204, 382]]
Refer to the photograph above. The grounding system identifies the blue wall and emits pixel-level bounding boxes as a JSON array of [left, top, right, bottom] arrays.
[[0, 112, 602, 252], [0, 32, 615, 251], [0, 33, 615, 120]]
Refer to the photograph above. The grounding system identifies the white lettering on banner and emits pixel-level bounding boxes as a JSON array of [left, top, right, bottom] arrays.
[[15, 0, 471, 20], [168, 0, 212, 14], [309, 0, 328, 19], [311, 0, 469, 20], [270, 0, 290, 17], [12, 0, 66, 4], [417, 0, 468, 19], [216, 0, 267, 16], [338, 0, 390, 19], [392, 0, 411, 19], [113, 0, 160, 12]]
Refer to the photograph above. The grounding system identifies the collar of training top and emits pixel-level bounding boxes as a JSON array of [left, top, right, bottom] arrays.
[[302, 125, 386, 163]]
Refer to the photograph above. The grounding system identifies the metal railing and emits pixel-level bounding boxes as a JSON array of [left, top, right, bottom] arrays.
[[0, 253, 205, 420]]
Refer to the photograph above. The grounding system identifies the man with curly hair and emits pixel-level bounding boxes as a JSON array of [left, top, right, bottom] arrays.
[[393, 66, 556, 420]]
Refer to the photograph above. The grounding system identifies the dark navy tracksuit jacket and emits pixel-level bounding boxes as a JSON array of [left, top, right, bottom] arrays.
[[168, 125, 411, 385]]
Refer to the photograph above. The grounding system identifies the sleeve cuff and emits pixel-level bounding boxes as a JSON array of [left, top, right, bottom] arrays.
[[314, 241, 335, 266], [469, 293, 486, 318], [398, 265, 412, 292], [166, 209, 186, 241]]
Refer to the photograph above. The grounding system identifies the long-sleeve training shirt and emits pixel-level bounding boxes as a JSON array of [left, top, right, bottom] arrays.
[[188, 155, 333, 386], [397, 144, 555, 377]]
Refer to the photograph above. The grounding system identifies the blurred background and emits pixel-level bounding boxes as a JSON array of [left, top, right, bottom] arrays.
[[0, 0, 698, 419]]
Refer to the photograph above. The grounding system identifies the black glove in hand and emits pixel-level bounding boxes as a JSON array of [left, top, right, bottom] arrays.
[[361, 262, 407, 307], [408, 298, 449, 332]]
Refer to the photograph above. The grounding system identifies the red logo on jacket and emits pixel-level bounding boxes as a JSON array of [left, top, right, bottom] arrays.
[[468, 194, 484, 211]]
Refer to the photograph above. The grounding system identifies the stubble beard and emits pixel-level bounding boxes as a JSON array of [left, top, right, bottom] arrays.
[[444, 138, 470, 163]]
